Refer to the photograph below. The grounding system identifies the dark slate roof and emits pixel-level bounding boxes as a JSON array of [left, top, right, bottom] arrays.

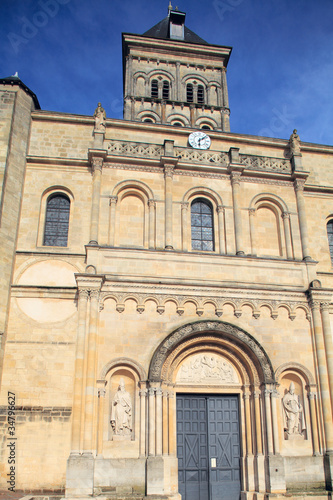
[[0, 75, 41, 109], [143, 15, 208, 44]]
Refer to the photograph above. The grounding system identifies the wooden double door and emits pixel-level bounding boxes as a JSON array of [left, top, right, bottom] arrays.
[[176, 394, 241, 500]]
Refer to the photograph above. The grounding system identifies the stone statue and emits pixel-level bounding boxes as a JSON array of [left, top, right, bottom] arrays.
[[282, 382, 305, 436], [110, 378, 132, 436], [289, 129, 301, 154], [93, 102, 106, 132]]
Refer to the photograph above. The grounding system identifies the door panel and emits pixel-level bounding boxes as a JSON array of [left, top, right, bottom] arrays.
[[177, 395, 241, 500]]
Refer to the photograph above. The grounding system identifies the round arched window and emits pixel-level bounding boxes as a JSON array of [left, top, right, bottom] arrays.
[[191, 198, 214, 251]]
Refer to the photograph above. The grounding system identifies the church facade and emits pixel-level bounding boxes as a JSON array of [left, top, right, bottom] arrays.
[[1, 6, 333, 500]]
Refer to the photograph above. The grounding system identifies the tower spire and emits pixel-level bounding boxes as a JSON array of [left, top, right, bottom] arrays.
[[168, 1, 172, 15]]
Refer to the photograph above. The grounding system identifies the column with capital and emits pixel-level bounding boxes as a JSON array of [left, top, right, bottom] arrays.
[[309, 295, 333, 453], [181, 202, 189, 252], [148, 387, 156, 456], [83, 284, 103, 454], [88, 150, 107, 245], [139, 383, 147, 457], [230, 170, 244, 255], [70, 287, 89, 454], [249, 208, 257, 256], [162, 154, 178, 249], [162, 390, 169, 455], [308, 390, 320, 455], [155, 387, 163, 456], [282, 212, 293, 259], [320, 302, 333, 406], [217, 205, 225, 254], [96, 381, 106, 457], [148, 199, 156, 249], [108, 196, 118, 246], [294, 178, 311, 260], [271, 389, 280, 455], [244, 390, 255, 492]]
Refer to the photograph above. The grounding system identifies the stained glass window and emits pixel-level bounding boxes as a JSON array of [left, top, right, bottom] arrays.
[[191, 199, 214, 251], [43, 194, 70, 247]]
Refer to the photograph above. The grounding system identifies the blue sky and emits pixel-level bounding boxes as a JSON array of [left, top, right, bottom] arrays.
[[1, 0, 333, 145]]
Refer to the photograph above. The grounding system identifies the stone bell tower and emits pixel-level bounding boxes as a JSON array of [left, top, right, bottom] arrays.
[[122, 4, 232, 131]]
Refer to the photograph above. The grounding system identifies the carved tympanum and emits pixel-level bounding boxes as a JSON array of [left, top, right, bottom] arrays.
[[176, 353, 238, 384]]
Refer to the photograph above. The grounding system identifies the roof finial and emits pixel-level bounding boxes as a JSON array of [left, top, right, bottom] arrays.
[[168, 1, 172, 14], [12, 72, 19, 78]]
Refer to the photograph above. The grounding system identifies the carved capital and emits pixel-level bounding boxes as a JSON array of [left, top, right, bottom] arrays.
[[78, 288, 90, 301], [308, 392, 316, 400], [217, 205, 225, 214], [282, 211, 290, 220], [139, 389, 148, 397], [156, 388, 163, 397], [109, 196, 118, 206], [98, 388, 106, 398], [148, 387, 156, 396], [230, 170, 242, 186], [294, 178, 305, 193], [320, 302, 331, 312], [249, 208, 256, 216], [90, 289, 100, 301], [181, 202, 189, 211], [92, 157, 103, 172], [148, 199, 156, 208], [164, 165, 175, 179]]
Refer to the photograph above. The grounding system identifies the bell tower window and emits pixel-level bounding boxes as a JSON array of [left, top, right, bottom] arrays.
[[162, 80, 170, 100], [186, 83, 194, 103], [151, 80, 158, 98], [197, 85, 204, 104]]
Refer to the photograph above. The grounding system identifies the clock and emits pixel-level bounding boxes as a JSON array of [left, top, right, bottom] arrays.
[[188, 131, 211, 150]]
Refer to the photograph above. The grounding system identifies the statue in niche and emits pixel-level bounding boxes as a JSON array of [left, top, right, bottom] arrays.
[[289, 129, 301, 154], [282, 382, 306, 437], [93, 102, 106, 132], [110, 378, 132, 436]]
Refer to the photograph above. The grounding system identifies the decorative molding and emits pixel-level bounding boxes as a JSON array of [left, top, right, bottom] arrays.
[[240, 154, 291, 173], [107, 140, 163, 159], [99, 356, 147, 381], [275, 361, 315, 386], [149, 320, 275, 384], [175, 147, 229, 167]]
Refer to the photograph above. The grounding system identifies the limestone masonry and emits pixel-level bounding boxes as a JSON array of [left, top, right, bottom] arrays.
[[0, 6, 333, 500]]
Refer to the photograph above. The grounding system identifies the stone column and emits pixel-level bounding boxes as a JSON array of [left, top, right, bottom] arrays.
[[161, 154, 178, 250], [264, 389, 274, 455], [88, 150, 107, 245], [71, 287, 89, 454], [309, 295, 333, 453], [217, 205, 225, 254], [320, 302, 333, 406], [168, 390, 176, 455], [244, 391, 253, 455], [282, 212, 293, 259], [190, 104, 195, 128], [83, 287, 101, 454], [181, 202, 189, 252], [254, 390, 263, 455], [230, 170, 244, 255], [108, 196, 117, 246], [249, 208, 257, 256], [271, 389, 280, 455], [162, 390, 169, 455], [139, 384, 147, 457], [221, 67, 229, 108], [156, 388, 163, 456], [294, 178, 311, 261], [308, 391, 320, 455], [148, 199, 156, 249], [176, 62, 180, 101], [148, 387, 156, 456], [96, 382, 106, 457]]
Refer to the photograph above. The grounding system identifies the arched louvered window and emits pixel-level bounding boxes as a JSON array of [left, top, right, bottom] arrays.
[[186, 83, 193, 103], [151, 80, 158, 98], [162, 80, 170, 100], [197, 84, 204, 104], [191, 198, 214, 251], [43, 194, 70, 246], [327, 220, 333, 262]]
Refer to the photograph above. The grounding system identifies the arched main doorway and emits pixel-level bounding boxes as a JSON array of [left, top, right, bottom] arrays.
[[147, 320, 276, 500]]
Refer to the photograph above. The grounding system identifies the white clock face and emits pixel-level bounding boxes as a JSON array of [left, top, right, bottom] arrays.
[[189, 131, 211, 150]]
